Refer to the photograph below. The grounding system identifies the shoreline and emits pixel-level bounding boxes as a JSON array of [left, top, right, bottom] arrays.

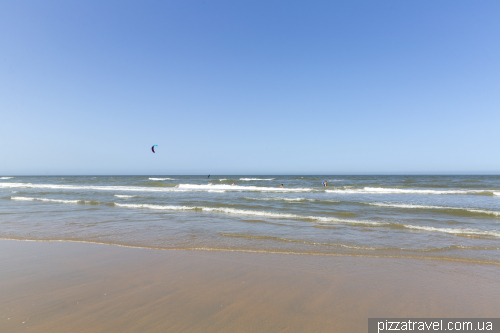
[[1, 237, 499, 266], [1, 239, 499, 332]]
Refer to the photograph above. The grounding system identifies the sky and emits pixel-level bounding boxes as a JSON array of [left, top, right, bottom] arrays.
[[1, 0, 499, 175]]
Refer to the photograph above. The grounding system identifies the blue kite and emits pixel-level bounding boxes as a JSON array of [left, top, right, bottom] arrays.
[[151, 145, 158, 153]]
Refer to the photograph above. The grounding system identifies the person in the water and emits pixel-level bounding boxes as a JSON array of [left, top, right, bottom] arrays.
[[280, 184, 284, 188], [231, 183, 235, 186]]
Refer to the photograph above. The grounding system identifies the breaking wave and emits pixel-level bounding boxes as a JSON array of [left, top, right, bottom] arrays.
[[326, 187, 497, 196], [0, 182, 310, 193], [177, 184, 311, 192], [403, 225, 500, 238], [11, 196, 102, 205], [113, 203, 381, 225], [8, 196, 500, 238], [244, 197, 340, 203], [369, 202, 500, 217]]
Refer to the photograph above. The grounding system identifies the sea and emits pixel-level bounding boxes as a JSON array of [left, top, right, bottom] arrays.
[[1, 175, 499, 264]]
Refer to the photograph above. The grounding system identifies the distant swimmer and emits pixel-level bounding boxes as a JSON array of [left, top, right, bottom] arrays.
[[232, 183, 235, 186], [280, 184, 284, 188], [208, 182, 212, 185], [208, 175, 210, 179], [322, 181, 328, 187]]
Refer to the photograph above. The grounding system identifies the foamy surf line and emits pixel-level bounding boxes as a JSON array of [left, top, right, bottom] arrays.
[[10, 196, 500, 238], [109, 203, 500, 237], [244, 197, 341, 203], [370, 202, 500, 217], [7, 195, 379, 226], [176, 184, 311, 192], [0, 177, 14, 179], [326, 187, 498, 196], [11, 196, 102, 205], [403, 225, 500, 238], [240, 178, 275, 181], [149, 178, 176, 180], [113, 203, 380, 225], [0, 182, 311, 193]]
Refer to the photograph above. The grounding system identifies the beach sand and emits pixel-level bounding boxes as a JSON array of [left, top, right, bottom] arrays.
[[0, 240, 498, 332]]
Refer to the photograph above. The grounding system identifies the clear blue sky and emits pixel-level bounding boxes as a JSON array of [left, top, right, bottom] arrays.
[[1, 0, 499, 175]]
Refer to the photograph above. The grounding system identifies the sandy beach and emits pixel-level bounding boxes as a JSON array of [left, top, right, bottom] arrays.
[[1, 240, 498, 333]]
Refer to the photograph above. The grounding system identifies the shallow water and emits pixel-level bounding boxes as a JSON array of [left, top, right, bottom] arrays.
[[1, 175, 499, 264]]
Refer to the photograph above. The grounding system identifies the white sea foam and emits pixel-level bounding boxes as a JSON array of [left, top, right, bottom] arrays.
[[0, 182, 311, 193], [0, 182, 178, 192], [149, 178, 175, 181], [10, 196, 34, 201], [240, 178, 275, 181], [177, 184, 311, 192], [208, 190, 226, 193], [370, 202, 500, 217], [11, 196, 80, 204], [114, 195, 141, 198], [218, 179, 227, 181], [10, 196, 499, 238], [111, 203, 500, 236], [466, 209, 500, 217], [326, 187, 493, 195], [0, 177, 13, 179], [114, 203, 382, 225], [244, 197, 340, 203], [244, 197, 308, 202], [370, 202, 442, 209], [495, 192, 500, 196], [403, 224, 500, 238], [115, 203, 195, 211]]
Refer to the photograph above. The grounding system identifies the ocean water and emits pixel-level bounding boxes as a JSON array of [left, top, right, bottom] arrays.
[[1, 175, 499, 264]]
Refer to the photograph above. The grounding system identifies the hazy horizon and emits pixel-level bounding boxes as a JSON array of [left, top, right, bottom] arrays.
[[2, 173, 500, 176]]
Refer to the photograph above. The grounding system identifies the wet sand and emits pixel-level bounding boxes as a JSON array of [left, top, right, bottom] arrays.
[[0, 240, 498, 333]]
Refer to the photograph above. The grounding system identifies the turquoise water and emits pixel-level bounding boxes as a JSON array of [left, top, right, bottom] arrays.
[[1, 175, 499, 264]]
